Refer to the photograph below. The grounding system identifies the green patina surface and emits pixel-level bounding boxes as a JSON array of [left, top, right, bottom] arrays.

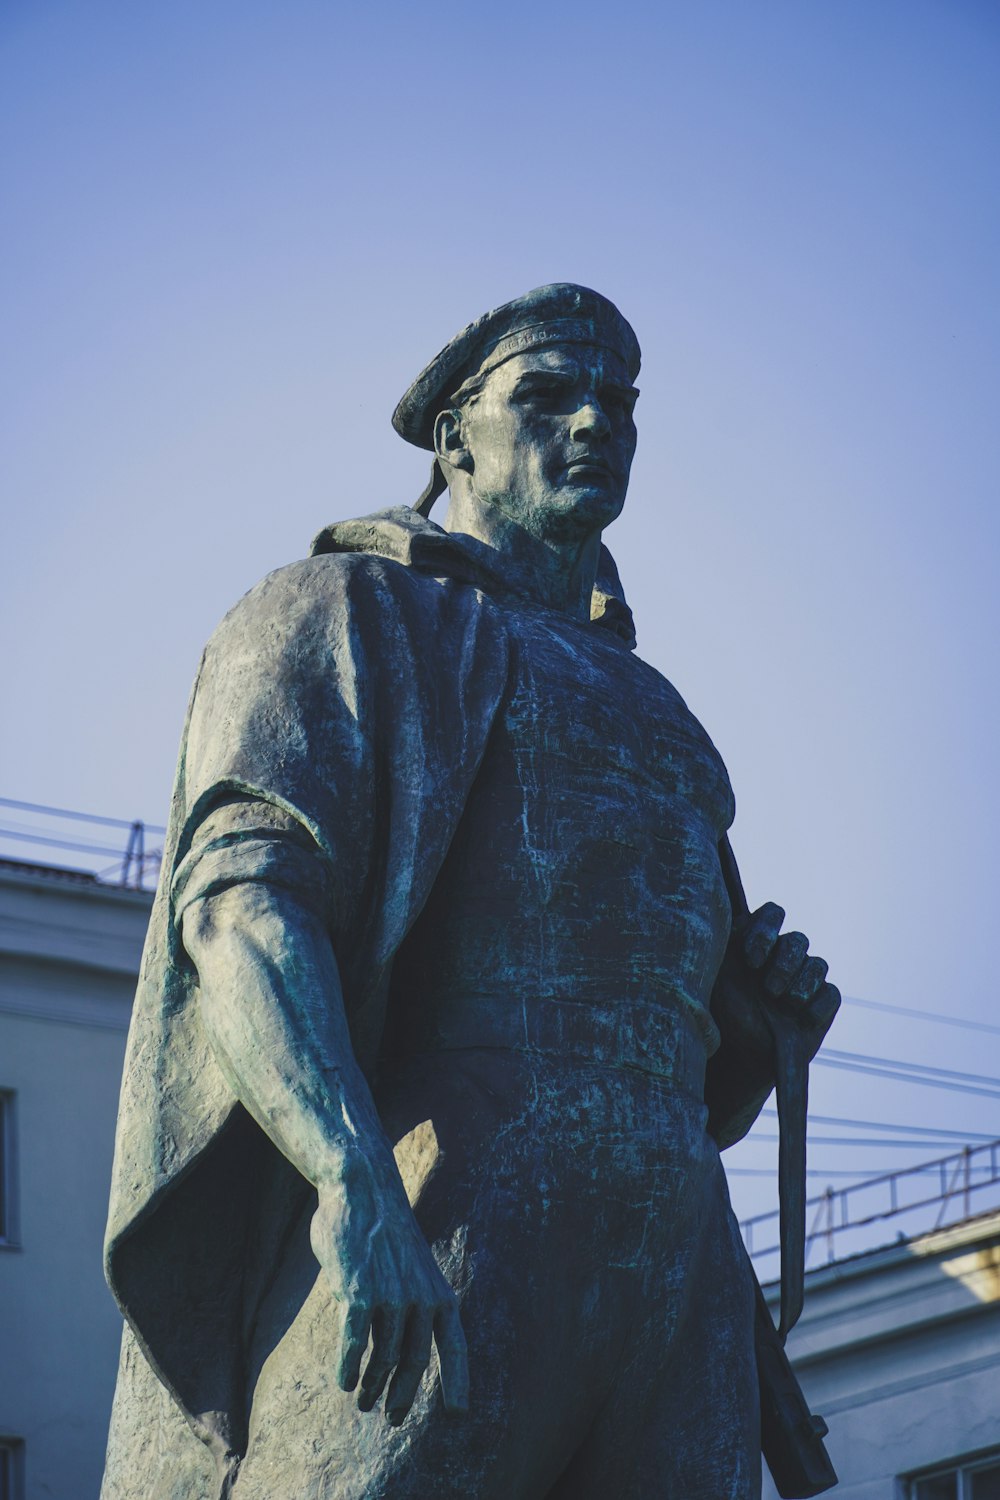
[[102, 287, 839, 1500]]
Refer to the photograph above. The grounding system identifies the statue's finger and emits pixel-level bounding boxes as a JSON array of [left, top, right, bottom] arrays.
[[358, 1304, 406, 1412], [358, 1366, 392, 1411], [744, 903, 785, 969], [787, 955, 828, 1003], [434, 1301, 469, 1415], [763, 931, 809, 995], [807, 980, 841, 1031], [384, 1308, 434, 1426], [337, 1301, 372, 1392]]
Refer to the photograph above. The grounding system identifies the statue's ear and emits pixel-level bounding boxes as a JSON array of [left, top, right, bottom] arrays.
[[433, 408, 473, 475]]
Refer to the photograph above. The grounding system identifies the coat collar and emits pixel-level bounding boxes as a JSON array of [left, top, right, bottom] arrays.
[[310, 506, 637, 649]]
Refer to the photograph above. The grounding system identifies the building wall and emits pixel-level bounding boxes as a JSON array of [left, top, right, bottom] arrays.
[[762, 1212, 1000, 1499], [3, 857, 999, 1500], [0, 864, 151, 1500]]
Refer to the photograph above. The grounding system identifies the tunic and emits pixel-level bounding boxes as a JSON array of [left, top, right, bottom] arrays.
[[101, 508, 758, 1499]]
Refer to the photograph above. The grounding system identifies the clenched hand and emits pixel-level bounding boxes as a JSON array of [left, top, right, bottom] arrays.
[[740, 901, 840, 1038]]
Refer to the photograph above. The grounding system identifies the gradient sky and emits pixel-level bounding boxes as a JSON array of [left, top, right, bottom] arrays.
[[2, 0, 998, 1227]]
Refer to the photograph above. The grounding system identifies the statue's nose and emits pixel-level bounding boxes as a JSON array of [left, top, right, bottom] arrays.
[[570, 400, 611, 441]]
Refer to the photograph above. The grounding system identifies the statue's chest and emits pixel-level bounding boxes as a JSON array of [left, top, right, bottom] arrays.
[[490, 609, 735, 842], [392, 603, 735, 1020]]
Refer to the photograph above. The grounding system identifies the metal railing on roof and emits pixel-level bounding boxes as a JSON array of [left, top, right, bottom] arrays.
[[741, 1138, 1000, 1276], [0, 796, 164, 890]]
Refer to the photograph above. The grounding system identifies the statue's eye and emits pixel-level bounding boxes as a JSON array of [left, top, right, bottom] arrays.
[[601, 388, 638, 417], [514, 378, 571, 406]]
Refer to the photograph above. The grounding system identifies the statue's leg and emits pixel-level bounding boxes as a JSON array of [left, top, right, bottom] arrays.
[[235, 1048, 691, 1500], [628, 1189, 760, 1500], [544, 1147, 761, 1500]]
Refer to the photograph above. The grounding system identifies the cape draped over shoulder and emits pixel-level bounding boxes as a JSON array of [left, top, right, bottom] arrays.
[[103, 508, 634, 1461]]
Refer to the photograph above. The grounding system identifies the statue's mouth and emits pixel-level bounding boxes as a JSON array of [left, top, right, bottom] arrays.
[[563, 456, 615, 481]]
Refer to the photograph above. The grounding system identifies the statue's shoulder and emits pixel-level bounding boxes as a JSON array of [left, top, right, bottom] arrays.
[[204, 519, 493, 680], [213, 547, 433, 642], [261, 543, 429, 599]]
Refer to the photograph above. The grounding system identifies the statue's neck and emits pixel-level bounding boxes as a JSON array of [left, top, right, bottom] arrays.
[[441, 491, 601, 622]]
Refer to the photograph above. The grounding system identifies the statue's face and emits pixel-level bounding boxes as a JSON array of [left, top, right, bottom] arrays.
[[456, 344, 638, 538]]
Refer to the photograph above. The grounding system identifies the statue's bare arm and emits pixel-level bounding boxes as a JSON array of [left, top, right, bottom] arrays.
[[180, 881, 469, 1425]]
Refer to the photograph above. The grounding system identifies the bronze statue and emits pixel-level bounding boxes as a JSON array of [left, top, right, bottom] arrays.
[[101, 285, 840, 1499]]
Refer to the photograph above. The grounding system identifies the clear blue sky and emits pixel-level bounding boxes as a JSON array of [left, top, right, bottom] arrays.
[[2, 0, 998, 1226]]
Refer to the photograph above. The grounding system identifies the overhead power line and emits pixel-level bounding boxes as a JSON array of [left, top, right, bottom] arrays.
[[757, 1109, 996, 1143], [0, 795, 166, 835], [728, 1168, 876, 1179], [843, 992, 1000, 1038], [748, 1134, 986, 1150], [725, 1166, 1000, 1179], [815, 1055, 1000, 1100], [822, 1048, 1000, 1090], [730, 1162, 999, 1180], [0, 827, 139, 859]]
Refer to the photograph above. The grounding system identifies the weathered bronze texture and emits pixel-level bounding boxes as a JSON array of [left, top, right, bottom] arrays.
[[101, 286, 840, 1499]]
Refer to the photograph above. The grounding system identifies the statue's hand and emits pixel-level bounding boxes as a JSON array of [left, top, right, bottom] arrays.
[[741, 901, 841, 1054], [706, 899, 841, 1146], [311, 1162, 469, 1426]]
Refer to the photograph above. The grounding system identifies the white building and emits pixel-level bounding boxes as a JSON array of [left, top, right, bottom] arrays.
[[2, 848, 999, 1500], [0, 858, 152, 1500], [762, 1207, 1000, 1499]]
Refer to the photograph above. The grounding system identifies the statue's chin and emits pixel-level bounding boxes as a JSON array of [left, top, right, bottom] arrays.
[[551, 481, 627, 534], [479, 478, 626, 544]]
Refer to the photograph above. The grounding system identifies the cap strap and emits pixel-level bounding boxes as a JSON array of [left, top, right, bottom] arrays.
[[412, 457, 448, 517]]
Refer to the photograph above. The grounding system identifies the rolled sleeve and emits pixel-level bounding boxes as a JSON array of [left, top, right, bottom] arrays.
[[171, 796, 335, 927]]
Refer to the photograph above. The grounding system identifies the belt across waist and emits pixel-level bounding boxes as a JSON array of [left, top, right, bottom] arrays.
[[383, 994, 709, 1094]]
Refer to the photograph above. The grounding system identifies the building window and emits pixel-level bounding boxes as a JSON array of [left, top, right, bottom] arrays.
[[0, 1438, 24, 1500], [910, 1455, 1000, 1500], [0, 1091, 17, 1248]]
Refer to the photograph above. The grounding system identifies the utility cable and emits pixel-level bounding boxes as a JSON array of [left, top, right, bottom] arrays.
[[757, 1109, 995, 1142], [843, 992, 1000, 1038], [822, 1047, 1000, 1089], [0, 795, 166, 834], [746, 1134, 994, 1150], [724, 1166, 996, 1179], [0, 827, 141, 859], [814, 1056, 1000, 1099]]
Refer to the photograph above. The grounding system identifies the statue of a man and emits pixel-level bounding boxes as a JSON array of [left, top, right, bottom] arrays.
[[101, 285, 839, 1500]]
